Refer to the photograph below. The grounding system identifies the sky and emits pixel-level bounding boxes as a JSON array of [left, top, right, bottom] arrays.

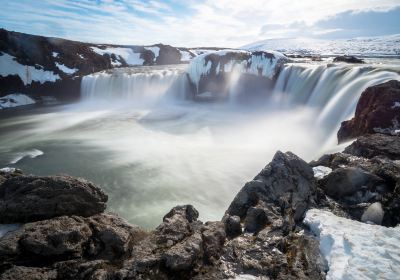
[[0, 0, 399, 47]]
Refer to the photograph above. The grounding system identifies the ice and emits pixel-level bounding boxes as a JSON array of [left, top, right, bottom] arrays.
[[313, 166, 332, 179], [0, 93, 36, 109], [304, 209, 400, 280], [55, 62, 78, 74], [91, 47, 144, 66], [0, 53, 60, 85]]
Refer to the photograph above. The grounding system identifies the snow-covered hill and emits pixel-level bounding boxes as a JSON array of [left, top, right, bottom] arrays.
[[242, 35, 400, 57]]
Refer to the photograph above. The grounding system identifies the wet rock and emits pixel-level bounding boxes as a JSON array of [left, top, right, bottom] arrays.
[[223, 214, 242, 238], [319, 167, 384, 199], [338, 80, 400, 142], [0, 266, 57, 280], [0, 175, 108, 223], [333, 55, 364, 64], [344, 134, 400, 160], [361, 202, 384, 225]]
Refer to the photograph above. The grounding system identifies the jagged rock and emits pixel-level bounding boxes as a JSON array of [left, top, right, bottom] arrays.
[[338, 80, 400, 142], [155, 205, 199, 245], [227, 151, 316, 231], [333, 55, 364, 64], [201, 222, 226, 264], [223, 214, 242, 238], [344, 134, 400, 160], [319, 167, 384, 199], [0, 175, 108, 223], [361, 202, 384, 224], [244, 206, 268, 233], [0, 266, 57, 280]]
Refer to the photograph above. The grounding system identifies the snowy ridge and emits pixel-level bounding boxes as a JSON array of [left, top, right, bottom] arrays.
[[187, 50, 286, 89], [0, 93, 36, 109], [304, 209, 400, 280], [243, 35, 400, 57], [0, 53, 60, 85], [90, 47, 145, 66], [55, 62, 78, 75]]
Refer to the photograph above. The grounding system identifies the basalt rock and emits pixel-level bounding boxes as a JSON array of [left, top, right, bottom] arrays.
[[333, 55, 364, 64], [344, 134, 400, 160], [338, 80, 400, 143], [0, 175, 108, 223]]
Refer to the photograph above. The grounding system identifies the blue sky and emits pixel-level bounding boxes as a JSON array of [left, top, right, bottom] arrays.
[[0, 0, 399, 47]]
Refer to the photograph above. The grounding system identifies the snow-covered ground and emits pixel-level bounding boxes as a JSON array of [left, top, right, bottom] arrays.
[[0, 53, 60, 85], [55, 62, 78, 75], [304, 209, 400, 280], [145, 46, 160, 62], [313, 166, 332, 179], [0, 93, 36, 109], [243, 34, 400, 57], [91, 46, 145, 66]]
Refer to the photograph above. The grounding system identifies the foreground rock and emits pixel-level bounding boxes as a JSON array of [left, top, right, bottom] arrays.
[[0, 175, 107, 223], [338, 80, 400, 142]]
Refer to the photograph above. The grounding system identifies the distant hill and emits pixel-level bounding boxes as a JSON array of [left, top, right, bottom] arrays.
[[242, 35, 400, 57]]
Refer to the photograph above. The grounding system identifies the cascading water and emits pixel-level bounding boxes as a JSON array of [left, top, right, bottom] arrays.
[[2, 58, 399, 228]]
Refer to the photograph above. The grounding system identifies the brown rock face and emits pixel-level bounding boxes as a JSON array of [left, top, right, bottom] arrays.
[[338, 80, 400, 143], [0, 175, 108, 223]]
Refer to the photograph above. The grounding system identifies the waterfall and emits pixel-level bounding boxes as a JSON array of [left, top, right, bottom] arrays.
[[81, 66, 189, 105]]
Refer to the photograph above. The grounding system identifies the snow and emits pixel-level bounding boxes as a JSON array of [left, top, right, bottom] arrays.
[[304, 209, 400, 280], [313, 166, 333, 179], [391, 102, 400, 109], [0, 167, 16, 173], [91, 46, 144, 66], [0, 53, 60, 85], [232, 275, 259, 279], [10, 149, 44, 164], [242, 34, 400, 57], [0, 224, 21, 239], [186, 50, 285, 90], [78, 54, 85, 59], [55, 62, 78, 74], [145, 46, 160, 61], [52, 52, 59, 58], [179, 50, 194, 62], [0, 93, 36, 109]]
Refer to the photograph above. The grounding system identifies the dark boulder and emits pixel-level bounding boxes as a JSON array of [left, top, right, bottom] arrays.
[[222, 214, 242, 238], [0, 175, 108, 223], [0, 266, 57, 280], [344, 134, 400, 160], [338, 80, 400, 143], [333, 55, 364, 64], [201, 221, 226, 264]]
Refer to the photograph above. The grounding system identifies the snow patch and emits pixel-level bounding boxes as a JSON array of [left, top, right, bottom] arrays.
[[91, 47, 144, 66], [52, 52, 59, 58], [0, 53, 60, 85], [391, 102, 400, 109], [145, 46, 160, 61], [0, 93, 36, 109], [78, 54, 85, 59], [179, 50, 193, 62], [0, 167, 16, 173], [313, 166, 332, 179], [304, 209, 400, 280], [10, 149, 44, 164], [0, 224, 21, 239], [55, 62, 78, 74]]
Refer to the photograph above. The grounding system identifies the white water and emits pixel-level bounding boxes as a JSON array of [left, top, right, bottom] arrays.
[[1, 59, 399, 228]]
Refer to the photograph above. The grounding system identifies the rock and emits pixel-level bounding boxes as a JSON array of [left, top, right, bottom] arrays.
[[0, 175, 108, 223], [155, 205, 199, 245], [244, 206, 268, 233], [0, 266, 57, 280], [201, 221, 226, 264], [344, 134, 400, 160], [226, 151, 316, 229], [319, 167, 384, 199], [338, 80, 400, 143], [333, 55, 364, 63], [361, 202, 384, 224], [223, 215, 242, 238]]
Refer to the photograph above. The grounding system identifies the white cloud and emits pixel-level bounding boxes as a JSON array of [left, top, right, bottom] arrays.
[[0, 0, 398, 47]]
